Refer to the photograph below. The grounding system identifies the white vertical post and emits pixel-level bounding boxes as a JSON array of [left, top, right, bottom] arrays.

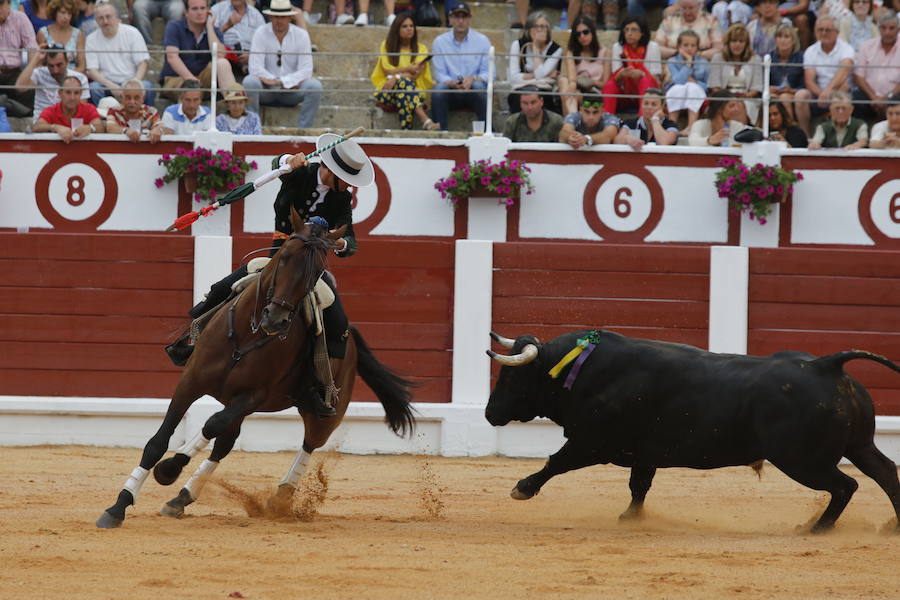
[[210, 42, 218, 131], [762, 54, 771, 138], [485, 46, 495, 136], [466, 135, 511, 241], [451, 239, 493, 405], [708, 245, 749, 354], [193, 235, 232, 306], [739, 140, 786, 247]]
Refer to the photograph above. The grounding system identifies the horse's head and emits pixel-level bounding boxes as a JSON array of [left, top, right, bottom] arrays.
[[259, 208, 346, 336]]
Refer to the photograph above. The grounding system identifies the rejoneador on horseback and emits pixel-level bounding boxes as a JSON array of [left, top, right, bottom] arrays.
[[97, 135, 416, 529]]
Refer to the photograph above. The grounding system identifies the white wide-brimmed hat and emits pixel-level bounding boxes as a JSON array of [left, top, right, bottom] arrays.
[[97, 96, 122, 118], [316, 133, 374, 188], [263, 0, 301, 16]]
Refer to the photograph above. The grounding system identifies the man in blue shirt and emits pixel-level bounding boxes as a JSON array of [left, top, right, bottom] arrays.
[[429, 2, 493, 130], [159, 0, 236, 101]]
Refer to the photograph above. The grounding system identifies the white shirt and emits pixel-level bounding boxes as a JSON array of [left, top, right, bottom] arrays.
[[85, 24, 150, 85], [210, 0, 265, 50], [508, 39, 563, 90], [248, 23, 313, 90], [869, 120, 898, 142], [803, 38, 855, 90], [30, 68, 89, 122], [161, 103, 212, 135]]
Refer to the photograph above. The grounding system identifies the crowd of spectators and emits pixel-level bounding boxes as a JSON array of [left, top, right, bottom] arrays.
[[500, 0, 900, 150], [0, 0, 898, 149]]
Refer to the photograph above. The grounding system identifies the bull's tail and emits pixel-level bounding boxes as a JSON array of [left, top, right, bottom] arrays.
[[350, 326, 417, 438], [811, 350, 900, 375]]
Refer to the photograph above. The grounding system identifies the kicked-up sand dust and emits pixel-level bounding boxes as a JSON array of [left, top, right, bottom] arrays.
[[1, 445, 898, 599]]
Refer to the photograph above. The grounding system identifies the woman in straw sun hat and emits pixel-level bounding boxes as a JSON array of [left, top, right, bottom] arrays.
[[216, 83, 262, 135]]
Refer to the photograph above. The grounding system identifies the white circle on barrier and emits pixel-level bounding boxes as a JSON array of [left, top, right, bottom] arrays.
[[353, 182, 378, 224], [47, 163, 106, 221], [594, 173, 652, 232], [869, 179, 900, 238]]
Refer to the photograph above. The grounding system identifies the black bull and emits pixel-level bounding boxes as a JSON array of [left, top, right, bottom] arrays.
[[485, 330, 900, 533]]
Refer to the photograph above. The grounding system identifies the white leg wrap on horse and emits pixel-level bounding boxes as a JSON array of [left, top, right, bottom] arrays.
[[123, 467, 150, 502], [176, 430, 210, 458], [184, 459, 219, 501], [279, 448, 311, 489]]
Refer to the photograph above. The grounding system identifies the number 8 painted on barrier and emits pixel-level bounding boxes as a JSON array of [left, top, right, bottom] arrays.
[[67, 176, 86, 206], [891, 193, 900, 224]]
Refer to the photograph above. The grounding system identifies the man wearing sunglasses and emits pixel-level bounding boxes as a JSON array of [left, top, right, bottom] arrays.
[[244, 0, 322, 128], [16, 43, 89, 122], [557, 93, 620, 148]]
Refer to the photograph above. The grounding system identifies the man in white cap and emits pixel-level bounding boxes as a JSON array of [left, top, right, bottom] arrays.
[[166, 134, 375, 417]]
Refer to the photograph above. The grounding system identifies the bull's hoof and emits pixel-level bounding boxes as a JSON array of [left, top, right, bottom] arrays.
[[809, 521, 835, 535], [160, 488, 193, 519], [153, 454, 189, 486], [95, 510, 124, 529], [510, 485, 537, 500], [618, 507, 645, 521]]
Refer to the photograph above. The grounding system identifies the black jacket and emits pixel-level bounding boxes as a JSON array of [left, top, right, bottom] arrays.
[[271, 157, 357, 257]]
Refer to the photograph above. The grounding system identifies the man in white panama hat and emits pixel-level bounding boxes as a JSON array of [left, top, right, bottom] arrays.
[[244, 0, 323, 128], [166, 134, 375, 417]]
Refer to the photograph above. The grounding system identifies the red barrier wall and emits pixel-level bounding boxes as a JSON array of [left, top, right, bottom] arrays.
[[492, 243, 711, 346], [748, 248, 900, 415], [232, 237, 455, 404], [0, 232, 193, 397]]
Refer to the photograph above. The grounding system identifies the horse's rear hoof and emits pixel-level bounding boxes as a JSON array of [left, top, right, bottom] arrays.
[[96, 510, 124, 529], [160, 503, 185, 519], [160, 488, 193, 518]]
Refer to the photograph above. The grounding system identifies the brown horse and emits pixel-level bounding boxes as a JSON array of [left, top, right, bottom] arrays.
[[96, 209, 415, 528]]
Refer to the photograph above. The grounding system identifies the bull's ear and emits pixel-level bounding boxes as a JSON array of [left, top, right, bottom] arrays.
[[289, 205, 304, 234]]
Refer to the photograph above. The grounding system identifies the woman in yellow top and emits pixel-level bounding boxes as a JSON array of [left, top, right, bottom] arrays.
[[371, 12, 438, 131]]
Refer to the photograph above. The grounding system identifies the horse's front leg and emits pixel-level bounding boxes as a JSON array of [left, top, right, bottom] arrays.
[[161, 417, 245, 519], [153, 396, 251, 486], [96, 393, 199, 529], [267, 442, 314, 512]]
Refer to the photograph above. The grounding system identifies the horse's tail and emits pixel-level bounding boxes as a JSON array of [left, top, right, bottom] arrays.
[[350, 326, 417, 438]]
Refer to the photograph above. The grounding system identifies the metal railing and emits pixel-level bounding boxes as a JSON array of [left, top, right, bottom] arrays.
[[1, 43, 897, 133]]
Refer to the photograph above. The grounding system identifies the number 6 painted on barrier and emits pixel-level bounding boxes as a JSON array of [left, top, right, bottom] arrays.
[[891, 193, 900, 224], [614, 187, 632, 218]]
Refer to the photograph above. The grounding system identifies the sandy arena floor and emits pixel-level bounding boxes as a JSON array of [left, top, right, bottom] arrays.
[[1, 445, 898, 599]]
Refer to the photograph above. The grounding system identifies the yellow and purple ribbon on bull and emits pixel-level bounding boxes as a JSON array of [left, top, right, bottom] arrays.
[[548, 331, 602, 390]]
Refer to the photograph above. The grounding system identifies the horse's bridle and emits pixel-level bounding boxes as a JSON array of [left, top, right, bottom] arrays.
[[249, 232, 324, 337]]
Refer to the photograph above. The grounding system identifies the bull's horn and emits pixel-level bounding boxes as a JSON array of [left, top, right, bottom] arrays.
[[490, 331, 515, 349], [487, 344, 538, 366]]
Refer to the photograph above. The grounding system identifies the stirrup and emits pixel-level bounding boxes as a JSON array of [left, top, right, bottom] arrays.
[[313, 394, 337, 418]]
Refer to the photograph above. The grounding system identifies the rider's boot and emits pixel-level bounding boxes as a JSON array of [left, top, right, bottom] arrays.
[[295, 379, 337, 418], [165, 333, 194, 367]]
